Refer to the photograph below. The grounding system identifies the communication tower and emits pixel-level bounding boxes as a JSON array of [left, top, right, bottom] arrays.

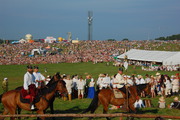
[[67, 32, 72, 42], [88, 11, 93, 40]]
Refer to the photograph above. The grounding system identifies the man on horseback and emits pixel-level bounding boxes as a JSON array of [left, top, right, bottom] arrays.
[[22, 65, 36, 110], [114, 68, 127, 91], [33, 66, 45, 88]]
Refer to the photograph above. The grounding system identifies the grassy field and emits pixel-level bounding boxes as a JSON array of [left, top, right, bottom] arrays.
[[0, 62, 179, 120]]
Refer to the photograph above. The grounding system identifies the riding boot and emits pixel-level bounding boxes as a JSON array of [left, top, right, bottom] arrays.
[[63, 96, 67, 101], [68, 94, 72, 101]]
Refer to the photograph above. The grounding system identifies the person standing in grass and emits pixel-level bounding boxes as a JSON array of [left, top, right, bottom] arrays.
[[77, 76, 86, 99], [2, 77, 8, 93], [87, 78, 95, 99], [64, 75, 73, 101]]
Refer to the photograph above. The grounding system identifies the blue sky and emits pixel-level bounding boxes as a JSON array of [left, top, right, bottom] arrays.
[[0, 0, 180, 40]]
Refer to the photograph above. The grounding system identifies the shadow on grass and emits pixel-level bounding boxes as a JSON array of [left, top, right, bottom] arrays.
[[45, 106, 85, 120]]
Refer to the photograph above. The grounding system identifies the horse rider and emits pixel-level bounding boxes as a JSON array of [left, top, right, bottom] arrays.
[[114, 68, 127, 95], [33, 66, 46, 89], [22, 65, 36, 110]]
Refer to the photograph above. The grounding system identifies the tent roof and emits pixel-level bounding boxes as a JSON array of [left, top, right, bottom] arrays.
[[117, 49, 180, 65]]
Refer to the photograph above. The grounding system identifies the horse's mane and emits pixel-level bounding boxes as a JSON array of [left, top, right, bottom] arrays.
[[38, 81, 58, 96], [47, 73, 61, 86]]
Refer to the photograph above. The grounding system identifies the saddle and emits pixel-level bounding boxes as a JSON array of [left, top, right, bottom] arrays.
[[113, 86, 130, 99], [20, 88, 41, 104], [113, 89, 124, 98]]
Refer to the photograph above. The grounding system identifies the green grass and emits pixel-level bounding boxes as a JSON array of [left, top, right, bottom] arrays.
[[0, 62, 179, 120]]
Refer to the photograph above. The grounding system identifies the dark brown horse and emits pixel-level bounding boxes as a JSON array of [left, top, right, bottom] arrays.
[[83, 86, 139, 120], [136, 83, 151, 97], [14, 73, 62, 115], [0, 79, 67, 120]]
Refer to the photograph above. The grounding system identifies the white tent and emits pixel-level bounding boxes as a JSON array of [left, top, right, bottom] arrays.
[[117, 49, 180, 65]]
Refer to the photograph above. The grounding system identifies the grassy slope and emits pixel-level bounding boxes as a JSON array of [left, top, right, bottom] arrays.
[[0, 62, 179, 120]]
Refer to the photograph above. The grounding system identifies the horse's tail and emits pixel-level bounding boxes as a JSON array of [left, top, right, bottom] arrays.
[[0, 94, 3, 103], [82, 90, 99, 113]]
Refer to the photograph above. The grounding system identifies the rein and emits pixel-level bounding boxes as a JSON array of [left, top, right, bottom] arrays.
[[41, 96, 49, 103]]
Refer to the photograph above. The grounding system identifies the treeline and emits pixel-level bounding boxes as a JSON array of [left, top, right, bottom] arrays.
[[155, 34, 180, 40]]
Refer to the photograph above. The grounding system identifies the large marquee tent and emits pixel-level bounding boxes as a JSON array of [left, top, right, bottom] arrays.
[[117, 49, 180, 65]]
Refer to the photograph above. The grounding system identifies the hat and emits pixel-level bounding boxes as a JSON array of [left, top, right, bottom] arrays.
[[174, 97, 179, 101], [156, 72, 160, 76], [4, 78, 8, 80], [27, 65, 33, 69], [99, 74, 105, 77], [118, 67, 123, 72], [159, 96, 165, 102], [34, 66, 39, 69], [138, 75, 143, 78]]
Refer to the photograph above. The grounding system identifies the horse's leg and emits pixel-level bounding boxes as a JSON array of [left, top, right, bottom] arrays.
[[9, 107, 16, 120], [0, 108, 9, 120], [17, 107, 22, 120], [50, 96, 55, 114], [103, 104, 110, 120], [128, 100, 136, 113], [37, 110, 45, 120]]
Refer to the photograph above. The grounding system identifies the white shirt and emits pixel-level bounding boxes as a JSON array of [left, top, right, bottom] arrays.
[[139, 78, 146, 84], [64, 79, 73, 94], [33, 72, 45, 87], [164, 80, 172, 89], [23, 72, 36, 90], [114, 73, 126, 88], [77, 79, 85, 90], [134, 99, 145, 108]]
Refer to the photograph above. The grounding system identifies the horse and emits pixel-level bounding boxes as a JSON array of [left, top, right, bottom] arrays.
[[0, 79, 68, 120], [12, 73, 63, 120], [136, 83, 151, 97], [83, 86, 139, 120]]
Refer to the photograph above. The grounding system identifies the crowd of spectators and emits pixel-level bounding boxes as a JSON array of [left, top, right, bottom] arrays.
[[0, 40, 179, 65]]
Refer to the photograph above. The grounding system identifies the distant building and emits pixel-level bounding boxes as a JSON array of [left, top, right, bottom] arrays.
[[44, 36, 57, 43]]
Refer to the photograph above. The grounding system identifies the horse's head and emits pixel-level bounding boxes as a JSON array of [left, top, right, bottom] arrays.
[[56, 80, 68, 97], [47, 72, 62, 85], [54, 72, 61, 81]]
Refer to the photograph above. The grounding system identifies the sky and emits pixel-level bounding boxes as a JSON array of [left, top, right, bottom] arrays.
[[0, 0, 180, 40]]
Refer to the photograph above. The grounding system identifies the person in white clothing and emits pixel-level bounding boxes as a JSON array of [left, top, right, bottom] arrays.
[[138, 75, 146, 84], [134, 96, 145, 108], [164, 75, 172, 97], [22, 65, 36, 110], [33, 66, 45, 88], [45, 75, 51, 85], [145, 74, 151, 83], [97, 74, 106, 90], [114, 68, 126, 89], [77, 76, 86, 99], [63, 75, 73, 101]]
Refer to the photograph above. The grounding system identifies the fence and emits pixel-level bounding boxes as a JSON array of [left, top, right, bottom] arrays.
[[0, 113, 180, 119]]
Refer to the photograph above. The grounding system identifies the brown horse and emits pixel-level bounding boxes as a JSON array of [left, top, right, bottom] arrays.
[[136, 83, 151, 97], [83, 86, 138, 120], [0, 79, 67, 120]]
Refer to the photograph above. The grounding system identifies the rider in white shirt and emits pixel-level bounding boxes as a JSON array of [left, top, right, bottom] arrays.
[[33, 66, 45, 88]]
